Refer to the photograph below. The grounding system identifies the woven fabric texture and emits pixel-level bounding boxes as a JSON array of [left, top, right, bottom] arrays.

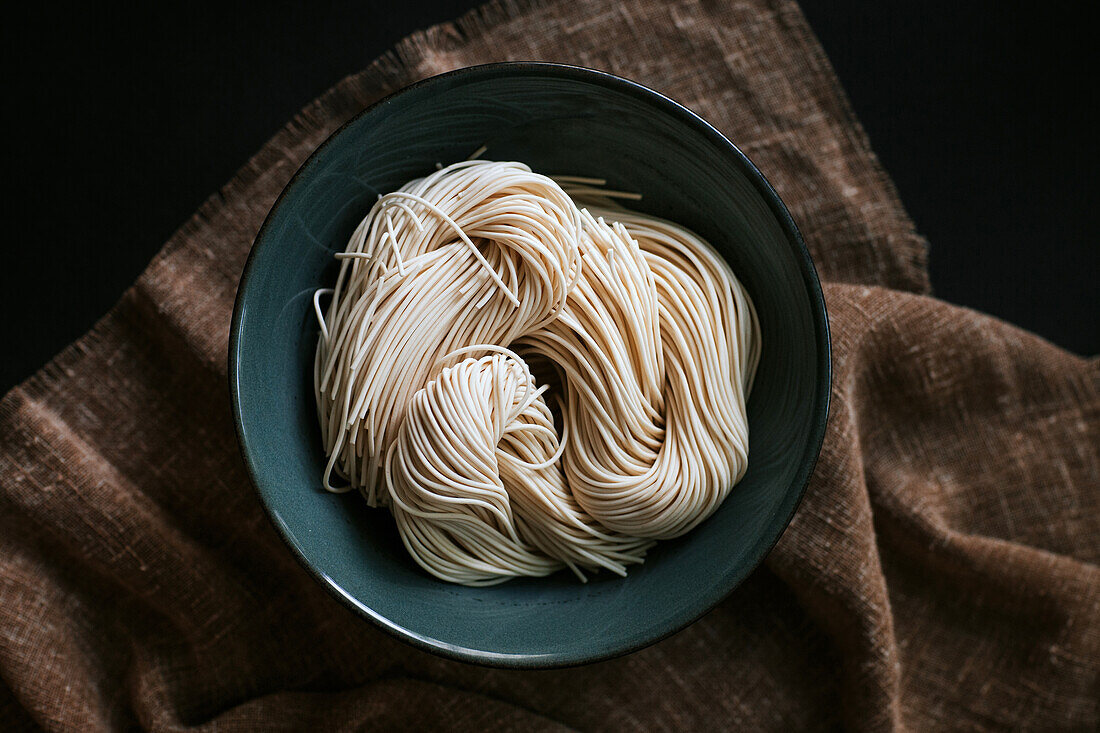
[[1, 1, 1096, 730]]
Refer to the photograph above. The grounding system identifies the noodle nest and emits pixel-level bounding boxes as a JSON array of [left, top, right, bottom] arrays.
[[314, 159, 759, 586]]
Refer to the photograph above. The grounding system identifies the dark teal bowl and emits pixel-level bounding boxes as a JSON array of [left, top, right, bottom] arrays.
[[230, 63, 830, 668]]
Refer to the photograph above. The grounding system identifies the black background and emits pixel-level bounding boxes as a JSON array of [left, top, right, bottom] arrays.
[[4, 2, 1097, 392]]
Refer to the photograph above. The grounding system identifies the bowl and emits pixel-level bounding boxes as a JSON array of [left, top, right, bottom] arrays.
[[229, 62, 830, 668]]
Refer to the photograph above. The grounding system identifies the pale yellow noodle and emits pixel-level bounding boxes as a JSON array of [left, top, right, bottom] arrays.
[[314, 159, 758, 585]]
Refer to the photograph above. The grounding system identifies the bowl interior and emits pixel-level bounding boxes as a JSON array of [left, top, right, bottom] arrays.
[[231, 64, 829, 667]]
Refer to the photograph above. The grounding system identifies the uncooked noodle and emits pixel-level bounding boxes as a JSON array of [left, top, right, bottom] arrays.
[[314, 160, 759, 585]]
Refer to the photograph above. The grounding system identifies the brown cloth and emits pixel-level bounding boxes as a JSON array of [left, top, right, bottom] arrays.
[[2, 0, 1097, 730]]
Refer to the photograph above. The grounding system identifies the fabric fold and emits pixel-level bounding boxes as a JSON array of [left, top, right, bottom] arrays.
[[2, 1, 1096, 730]]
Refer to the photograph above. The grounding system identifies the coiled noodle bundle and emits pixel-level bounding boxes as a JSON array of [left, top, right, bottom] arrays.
[[314, 160, 759, 585]]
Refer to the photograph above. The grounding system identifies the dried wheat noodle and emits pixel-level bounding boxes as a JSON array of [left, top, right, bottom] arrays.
[[314, 159, 759, 585]]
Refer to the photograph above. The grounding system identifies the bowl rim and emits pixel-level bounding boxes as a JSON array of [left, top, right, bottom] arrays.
[[229, 61, 832, 669]]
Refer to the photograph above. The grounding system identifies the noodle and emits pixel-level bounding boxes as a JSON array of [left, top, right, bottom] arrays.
[[314, 160, 759, 585]]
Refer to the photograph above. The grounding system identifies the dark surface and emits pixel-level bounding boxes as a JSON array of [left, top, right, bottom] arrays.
[[4, 1, 1097, 392], [798, 2, 1099, 356]]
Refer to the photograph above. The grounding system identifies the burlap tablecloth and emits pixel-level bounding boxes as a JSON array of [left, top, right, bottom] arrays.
[[2, 1, 1097, 730]]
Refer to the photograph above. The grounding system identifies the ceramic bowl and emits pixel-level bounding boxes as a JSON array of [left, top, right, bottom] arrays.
[[230, 63, 830, 668]]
